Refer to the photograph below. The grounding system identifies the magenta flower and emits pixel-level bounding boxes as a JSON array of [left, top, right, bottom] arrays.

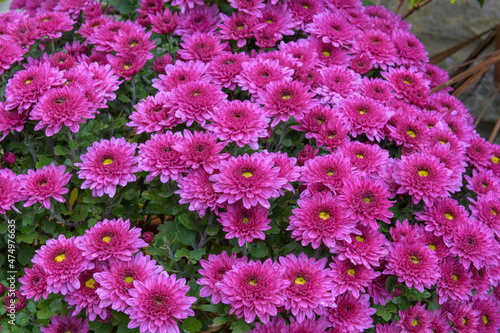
[[286, 0, 323, 30], [381, 66, 430, 106], [19, 264, 49, 302], [35, 12, 75, 39], [152, 60, 209, 93], [392, 29, 428, 70], [94, 252, 163, 312], [19, 163, 71, 210], [397, 302, 432, 332], [236, 58, 293, 96], [40, 314, 89, 333], [219, 12, 263, 48], [307, 11, 357, 47], [315, 66, 361, 105], [228, 0, 265, 17], [339, 141, 389, 174], [384, 239, 440, 292], [107, 51, 148, 80], [32, 235, 90, 295], [173, 130, 228, 174], [138, 132, 186, 183], [198, 251, 246, 304], [128, 92, 180, 134], [278, 253, 334, 322], [436, 259, 473, 304], [211, 153, 286, 209], [329, 257, 380, 297], [0, 169, 21, 214], [170, 0, 204, 13], [76, 137, 139, 198], [473, 297, 500, 333], [300, 153, 354, 195], [352, 29, 397, 70], [261, 151, 301, 195], [175, 4, 220, 36], [0, 102, 28, 139], [75, 218, 147, 263], [288, 193, 357, 249], [176, 168, 222, 217], [325, 293, 376, 332], [465, 168, 500, 196], [207, 52, 249, 90], [125, 272, 196, 333], [469, 192, 500, 237], [218, 202, 271, 246], [178, 31, 228, 62], [218, 259, 289, 323], [209, 100, 269, 150], [150, 8, 180, 35], [65, 268, 108, 321]]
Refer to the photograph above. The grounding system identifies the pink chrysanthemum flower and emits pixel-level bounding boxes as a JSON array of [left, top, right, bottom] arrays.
[[94, 252, 163, 312], [388, 115, 429, 147], [175, 4, 219, 36], [257, 78, 318, 126], [384, 239, 440, 292], [209, 100, 269, 150], [218, 259, 289, 323], [0, 169, 21, 214], [19, 264, 49, 302], [420, 229, 453, 261], [35, 12, 75, 39], [30, 86, 94, 136], [325, 293, 376, 332], [153, 54, 173, 74], [465, 168, 500, 196], [250, 317, 287, 333], [218, 202, 271, 246], [211, 153, 286, 209], [359, 77, 394, 102], [289, 318, 330, 333], [329, 257, 380, 297], [65, 268, 108, 321], [422, 142, 466, 190], [78, 16, 114, 38], [32, 235, 90, 295], [128, 92, 180, 134], [125, 272, 196, 333], [352, 29, 397, 70], [436, 259, 473, 304], [381, 67, 431, 106], [0, 103, 28, 139], [339, 176, 394, 229], [309, 36, 352, 68], [292, 104, 336, 139], [297, 144, 319, 167], [75, 218, 147, 263], [446, 301, 481, 333], [173, 130, 227, 174], [260, 151, 301, 195], [258, 3, 296, 39], [236, 58, 294, 96], [76, 137, 139, 197], [107, 52, 148, 81], [198, 251, 246, 304], [138, 132, 186, 183], [333, 225, 389, 268], [367, 274, 393, 306], [114, 26, 155, 59], [207, 52, 249, 90], [450, 221, 499, 270], [228, 0, 265, 17], [219, 11, 263, 48], [466, 134, 493, 169], [40, 314, 89, 333], [393, 153, 453, 206], [488, 145, 500, 176], [473, 297, 500, 333], [168, 80, 226, 126], [339, 141, 389, 175], [315, 66, 361, 105], [469, 192, 500, 237], [286, 0, 324, 30], [152, 60, 210, 93], [307, 11, 357, 47], [178, 31, 228, 62], [339, 96, 393, 142], [5, 62, 65, 111], [278, 253, 334, 322], [392, 29, 428, 70], [170, 0, 205, 13], [0, 36, 25, 73], [397, 302, 433, 332], [19, 163, 71, 210], [288, 193, 357, 249], [150, 8, 180, 35], [176, 169, 222, 217]]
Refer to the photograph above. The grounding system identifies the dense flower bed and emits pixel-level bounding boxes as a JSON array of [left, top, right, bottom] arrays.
[[0, 0, 500, 332]]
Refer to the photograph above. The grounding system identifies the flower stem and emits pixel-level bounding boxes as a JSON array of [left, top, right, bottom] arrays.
[[275, 121, 287, 152]]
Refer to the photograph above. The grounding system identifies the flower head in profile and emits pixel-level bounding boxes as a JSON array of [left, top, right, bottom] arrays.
[[19, 264, 49, 302], [228, 0, 266, 17], [125, 272, 196, 333], [94, 252, 163, 312], [198, 251, 247, 304], [218, 259, 289, 323], [19, 163, 71, 210], [150, 8, 180, 35], [76, 137, 139, 198], [75, 218, 147, 263], [218, 202, 271, 246], [40, 314, 89, 333], [0, 169, 22, 214]]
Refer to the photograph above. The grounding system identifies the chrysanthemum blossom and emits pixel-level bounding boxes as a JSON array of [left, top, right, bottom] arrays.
[[40, 314, 89, 333], [228, 0, 266, 17], [325, 293, 376, 332], [209, 100, 270, 150], [65, 268, 108, 321], [76, 137, 139, 198], [94, 252, 164, 312], [218, 11, 264, 48], [178, 31, 228, 62], [207, 52, 249, 90], [465, 168, 500, 196], [19, 264, 49, 302], [384, 239, 440, 292], [176, 169, 222, 217], [211, 153, 287, 209], [150, 8, 180, 35], [397, 302, 433, 332], [393, 153, 453, 206], [473, 297, 500, 333], [300, 153, 354, 195], [236, 58, 294, 96], [170, 0, 204, 13], [19, 163, 71, 210], [128, 92, 180, 134], [218, 259, 289, 323], [261, 151, 301, 195], [329, 257, 380, 297], [175, 4, 220, 36], [152, 60, 210, 93], [469, 192, 500, 237], [75, 218, 147, 263], [315, 66, 361, 105], [198, 251, 247, 304], [288, 193, 358, 249], [125, 272, 196, 333], [35, 12, 75, 39], [0, 169, 21, 214], [436, 259, 473, 304], [31, 235, 91, 295], [339, 141, 389, 175], [307, 11, 357, 48]]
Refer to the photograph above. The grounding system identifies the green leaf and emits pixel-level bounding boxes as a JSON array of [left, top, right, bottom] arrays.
[[183, 317, 202, 332], [476, 0, 484, 6], [176, 224, 196, 247], [230, 320, 252, 333], [250, 242, 267, 258], [385, 275, 399, 292], [16, 233, 37, 243], [40, 219, 57, 235], [374, 304, 392, 321], [70, 205, 89, 223], [18, 243, 35, 266], [177, 213, 198, 231], [188, 248, 206, 262], [37, 309, 55, 320], [54, 145, 70, 156], [362, 0, 375, 5], [282, 138, 292, 147], [212, 316, 230, 326], [198, 304, 219, 313], [69, 140, 78, 150], [36, 156, 53, 169]]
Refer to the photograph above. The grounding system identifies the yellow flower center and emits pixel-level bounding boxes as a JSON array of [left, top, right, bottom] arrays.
[[249, 279, 257, 286], [102, 236, 112, 243], [347, 269, 356, 276], [452, 274, 458, 281], [404, 80, 411, 85], [322, 50, 330, 57], [429, 244, 436, 250], [418, 170, 429, 177], [123, 65, 131, 70], [295, 277, 306, 285], [356, 153, 364, 159], [242, 217, 249, 224], [359, 110, 367, 115], [319, 212, 330, 220], [86, 278, 96, 289], [302, 4, 309, 9], [42, 18, 50, 22], [282, 94, 291, 100], [462, 318, 467, 325], [130, 42, 138, 47], [318, 119, 323, 124], [55, 253, 66, 262], [193, 92, 200, 96], [103, 158, 113, 165], [25, 79, 31, 85], [363, 197, 370, 204], [328, 134, 335, 139], [237, 25, 244, 30], [410, 255, 419, 264], [482, 183, 487, 188], [483, 315, 488, 324], [445, 213, 454, 220], [327, 171, 334, 176], [242, 172, 253, 178], [407, 130, 416, 138], [492, 156, 499, 164], [411, 319, 418, 326], [125, 276, 134, 283], [266, 20, 273, 24], [439, 140, 446, 144], [491, 209, 497, 216], [355, 235, 364, 242]]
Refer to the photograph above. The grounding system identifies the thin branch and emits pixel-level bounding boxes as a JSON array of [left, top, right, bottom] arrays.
[[394, 0, 405, 14], [474, 84, 500, 126], [402, 0, 433, 20]]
